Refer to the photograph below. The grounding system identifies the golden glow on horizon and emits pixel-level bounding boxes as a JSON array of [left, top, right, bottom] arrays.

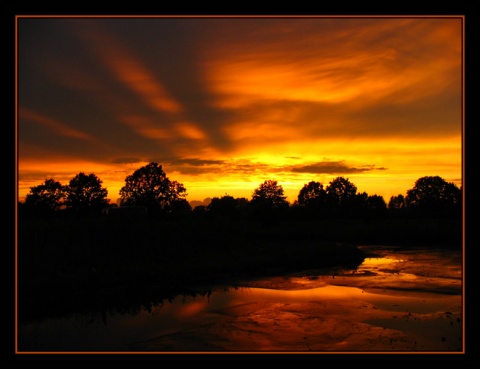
[[17, 132, 461, 204]]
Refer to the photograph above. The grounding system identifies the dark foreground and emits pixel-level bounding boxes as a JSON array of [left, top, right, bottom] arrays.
[[17, 216, 461, 323], [18, 245, 463, 353]]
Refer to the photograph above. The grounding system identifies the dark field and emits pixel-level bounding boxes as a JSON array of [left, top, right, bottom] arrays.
[[17, 215, 462, 322]]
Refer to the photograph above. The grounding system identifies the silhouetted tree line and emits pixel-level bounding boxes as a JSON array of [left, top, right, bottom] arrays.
[[18, 162, 462, 221], [388, 176, 462, 218]]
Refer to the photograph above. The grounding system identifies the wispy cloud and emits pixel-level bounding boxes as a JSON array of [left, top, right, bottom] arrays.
[[158, 157, 386, 177], [290, 161, 387, 174], [111, 157, 143, 164]]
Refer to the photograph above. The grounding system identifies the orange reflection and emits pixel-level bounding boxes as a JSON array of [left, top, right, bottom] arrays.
[[175, 300, 210, 318], [242, 285, 366, 301]]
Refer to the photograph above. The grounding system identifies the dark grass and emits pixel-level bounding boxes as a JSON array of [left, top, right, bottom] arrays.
[[17, 215, 462, 322]]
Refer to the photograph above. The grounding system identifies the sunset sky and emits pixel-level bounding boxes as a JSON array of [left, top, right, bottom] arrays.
[[16, 16, 463, 205]]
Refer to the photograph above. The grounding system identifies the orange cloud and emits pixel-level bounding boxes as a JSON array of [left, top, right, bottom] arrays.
[[175, 122, 208, 140], [120, 114, 172, 139], [200, 18, 461, 109]]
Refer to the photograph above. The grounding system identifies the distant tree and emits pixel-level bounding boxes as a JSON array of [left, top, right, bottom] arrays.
[[251, 180, 289, 210], [350, 191, 369, 217], [65, 172, 109, 214], [325, 177, 357, 216], [168, 198, 192, 219], [119, 162, 187, 216], [192, 205, 207, 220], [250, 180, 289, 224], [387, 194, 406, 217], [296, 181, 327, 219], [24, 178, 66, 216], [405, 176, 461, 217], [208, 195, 238, 219], [207, 195, 250, 221], [388, 194, 406, 209], [297, 181, 327, 207], [235, 197, 250, 218], [364, 194, 387, 218], [325, 177, 357, 205]]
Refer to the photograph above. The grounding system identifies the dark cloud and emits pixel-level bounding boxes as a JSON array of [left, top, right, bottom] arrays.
[[111, 157, 143, 164], [162, 157, 226, 166], [290, 161, 387, 174], [157, 157, 387, 177], [165, 159, 270, 176]]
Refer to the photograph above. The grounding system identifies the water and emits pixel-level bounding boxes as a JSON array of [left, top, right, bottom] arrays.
[[17, 245, 463, 353]]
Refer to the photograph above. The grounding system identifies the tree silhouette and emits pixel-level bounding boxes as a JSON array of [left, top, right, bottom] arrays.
[[119, 162, 187, 216], [388, 194, 406, 209], [24, 178, 65, 216], [65, 172, 109, 214], [388, 194, 406, 217], [297, 181, 327, 207], [168, 198, 192, 219], [207, 195, 250, 221], [405, 176, 461, 217], [295, 181, 327, 219], [208, 195, 238, 219], [250, 180, 289, 225], [350, 191, 368, 218], [251, 180, 289, 209], [364, 194, 387, 218], [325, 177, 357, 216]]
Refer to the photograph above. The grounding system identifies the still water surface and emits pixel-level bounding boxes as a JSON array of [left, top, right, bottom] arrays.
[[18, 245, 463, 353]]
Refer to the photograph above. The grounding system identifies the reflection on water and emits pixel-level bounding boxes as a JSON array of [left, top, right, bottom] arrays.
[[17, 246, 463, 352]]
